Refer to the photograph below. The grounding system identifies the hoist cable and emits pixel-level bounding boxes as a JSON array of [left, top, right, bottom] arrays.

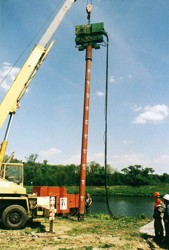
[[104, 33, 116, 218], [0, 0, 63, 87]]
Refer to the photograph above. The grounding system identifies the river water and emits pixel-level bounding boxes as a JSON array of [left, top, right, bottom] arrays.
[[91, 196, 154, 217]]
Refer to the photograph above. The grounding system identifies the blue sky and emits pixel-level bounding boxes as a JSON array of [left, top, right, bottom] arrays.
[[1, 0, 169, 174]]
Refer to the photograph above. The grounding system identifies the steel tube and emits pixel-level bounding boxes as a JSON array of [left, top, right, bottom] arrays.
[[78, 45, 93, 221]]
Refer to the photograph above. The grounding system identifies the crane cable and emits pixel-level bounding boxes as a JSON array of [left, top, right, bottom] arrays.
[[0, 0, 63, 87], [104, 33, 116, 219]]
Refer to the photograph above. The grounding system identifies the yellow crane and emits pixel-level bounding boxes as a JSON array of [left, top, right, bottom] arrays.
[[0, 0, 76, 230]]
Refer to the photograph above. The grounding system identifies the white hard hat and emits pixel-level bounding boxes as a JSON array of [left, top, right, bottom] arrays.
[[163, 194, 169, 201]]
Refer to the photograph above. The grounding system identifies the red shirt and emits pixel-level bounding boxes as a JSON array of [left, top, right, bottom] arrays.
[[154, 198, 162, 207]]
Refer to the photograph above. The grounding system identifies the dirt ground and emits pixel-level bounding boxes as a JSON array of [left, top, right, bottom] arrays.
[[0, 217, 167, 250]]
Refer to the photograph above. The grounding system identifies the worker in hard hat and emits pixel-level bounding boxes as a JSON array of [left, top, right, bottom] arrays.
[[163, 194, 169, 248], [153, 192, 165, 242]]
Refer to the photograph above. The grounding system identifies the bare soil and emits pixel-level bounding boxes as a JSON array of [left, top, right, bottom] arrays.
[[0, 216, 167, 250]]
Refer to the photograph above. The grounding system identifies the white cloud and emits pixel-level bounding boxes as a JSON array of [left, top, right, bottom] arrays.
[[109, 74, 133, 84], [132, 104, 142, 112], [62, 154, 80, 165], [153, 154, 169, 164], [0, 62, 20, 91], [109, 75, 116, 83], [39, 147, 62, 159], [65, 152, 105, 166], [112, 153, 144, 165], [109, 153, 151, 171], [108, 153, 169, 174], [133, 104, 169, 124], [93, 152, 104, 159], [95, 91, 104, 97], [122, 140, 132, 145], [128, 74, 133, 79], [151, 154, 169, 173], [92, 91, 104, 100]]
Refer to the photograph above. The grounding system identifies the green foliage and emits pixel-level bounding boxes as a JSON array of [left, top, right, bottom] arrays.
[[64, 184, 169, 197], [87, 161, 105, 186], [25, 153, 38, 163], [24, 161, 80, 186], [22, 154, 169, 188], [121, 165, 155, 186]]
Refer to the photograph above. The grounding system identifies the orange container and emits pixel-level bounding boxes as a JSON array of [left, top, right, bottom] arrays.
[[33, 186, 79, 215]]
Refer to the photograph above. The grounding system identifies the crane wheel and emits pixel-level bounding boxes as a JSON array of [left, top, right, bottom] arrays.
[[2, 205, 28, 230]]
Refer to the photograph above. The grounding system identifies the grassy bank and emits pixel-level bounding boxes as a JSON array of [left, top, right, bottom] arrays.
[[66, 184, 169, 197], [27, 184, 169, 197], [0, 215, 160, 250]]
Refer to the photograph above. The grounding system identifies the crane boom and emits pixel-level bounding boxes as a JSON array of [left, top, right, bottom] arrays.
[[0, 0, 76, 168], [38, 0, 75, 47], [0, 45, 49, 129], [0, 0, 76, 129]]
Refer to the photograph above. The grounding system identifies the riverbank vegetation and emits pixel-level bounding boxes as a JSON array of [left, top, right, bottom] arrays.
[[21, 154, 169, 186], [27, 184, 169, 197], [9, 153, 169, 197], [65, 184, 169, 197]]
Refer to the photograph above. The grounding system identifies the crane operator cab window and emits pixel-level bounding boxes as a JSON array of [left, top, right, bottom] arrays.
[[1, 163, 23, 185]]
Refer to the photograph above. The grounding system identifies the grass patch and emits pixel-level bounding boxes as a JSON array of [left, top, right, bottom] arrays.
[[0, 215, 159, 250], [26, 184, 169, 197], [66, 184, 169, 197]]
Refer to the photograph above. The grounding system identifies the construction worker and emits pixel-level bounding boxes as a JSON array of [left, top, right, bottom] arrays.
[[153, 192, 165, 242], [85, 193, 92, 215], [163, 194, 169, 249]]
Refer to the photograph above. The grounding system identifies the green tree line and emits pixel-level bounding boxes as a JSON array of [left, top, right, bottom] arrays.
[[20, 154, 169, 187]]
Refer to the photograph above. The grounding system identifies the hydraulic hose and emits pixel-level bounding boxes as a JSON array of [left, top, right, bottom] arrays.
[[104, 33, 116, 218]]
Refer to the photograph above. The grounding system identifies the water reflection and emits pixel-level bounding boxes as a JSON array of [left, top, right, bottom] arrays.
[[91, 196, 154, 217]]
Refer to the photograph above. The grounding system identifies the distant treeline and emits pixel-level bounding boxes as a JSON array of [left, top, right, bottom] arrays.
[[21, 154, 169, 187]]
